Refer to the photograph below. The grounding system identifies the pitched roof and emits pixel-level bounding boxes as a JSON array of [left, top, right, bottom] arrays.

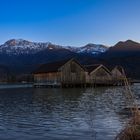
[[33, 58, 85, 74], [33, 59, 70, 74], [84, 64, 102, 73], [112, 65, 124, 74], [84, 64, 111, 74], [103, 64, 115, 71], [103, 63, 124, 73]]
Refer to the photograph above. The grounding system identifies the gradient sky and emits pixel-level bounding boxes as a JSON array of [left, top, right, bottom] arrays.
[[0, 0, 140, 46]]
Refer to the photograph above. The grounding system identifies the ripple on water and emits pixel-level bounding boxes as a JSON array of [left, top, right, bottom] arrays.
[[0, 86, 139, 140]]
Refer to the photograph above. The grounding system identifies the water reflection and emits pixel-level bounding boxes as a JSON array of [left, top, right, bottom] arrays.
[[0, 85, 139, 140]]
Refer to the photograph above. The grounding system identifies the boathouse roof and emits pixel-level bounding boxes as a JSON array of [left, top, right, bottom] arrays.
[[105, 64, 124, 74], [111, 65, 124, 74], [33, 59, 70, 74], [84, 64, 111, 74], [33, 58, 84, 74], [84, 64, 101, 73]]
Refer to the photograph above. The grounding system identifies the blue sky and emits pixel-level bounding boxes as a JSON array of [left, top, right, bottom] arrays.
[[0, 0, 140, 46]]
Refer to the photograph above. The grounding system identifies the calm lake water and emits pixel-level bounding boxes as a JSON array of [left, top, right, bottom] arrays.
[[0, 84, 139, 140]]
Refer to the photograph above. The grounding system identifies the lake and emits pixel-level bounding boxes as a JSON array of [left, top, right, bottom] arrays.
[[0, 84, 139, 140]]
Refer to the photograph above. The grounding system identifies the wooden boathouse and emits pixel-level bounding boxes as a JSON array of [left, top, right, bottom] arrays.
[[110, 65, 126, 85], [33, 58, 127, 88], [33, 58, 86, 87], [84, 64, 112, 86]]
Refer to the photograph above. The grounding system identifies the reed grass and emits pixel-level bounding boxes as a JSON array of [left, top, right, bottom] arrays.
[[116, 67, 140, 140]]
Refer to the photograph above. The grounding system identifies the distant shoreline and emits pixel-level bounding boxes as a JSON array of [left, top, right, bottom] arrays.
[[0, 83, 33, 89], [0, 82, 139, 90]]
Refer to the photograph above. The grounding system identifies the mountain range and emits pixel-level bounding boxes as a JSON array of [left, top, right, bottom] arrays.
[[0, 39, 140, 81], [0, 39, 108, 55]]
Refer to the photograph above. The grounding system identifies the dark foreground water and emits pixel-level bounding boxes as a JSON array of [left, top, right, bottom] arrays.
[[0, 84, 139, 140]]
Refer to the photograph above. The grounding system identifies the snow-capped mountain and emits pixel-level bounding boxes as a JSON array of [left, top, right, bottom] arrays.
[[0, 39, 108, 55], [75, 43, 108, 54], [0, 39, 51, 55], [63, 43, 108, 54]]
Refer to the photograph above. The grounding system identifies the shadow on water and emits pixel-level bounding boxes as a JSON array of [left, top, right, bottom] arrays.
[[0, 85, 139, 140]]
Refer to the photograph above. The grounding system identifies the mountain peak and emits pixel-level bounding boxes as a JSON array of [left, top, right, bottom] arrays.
[[125, 39, 135, 43], [108, 40, 140, 53], [114, 40, 140, 48], [5, 39, 31, 46], [0, 39, 51, 55], [79, 43, 108, 54], [125, 39, 140, 46]]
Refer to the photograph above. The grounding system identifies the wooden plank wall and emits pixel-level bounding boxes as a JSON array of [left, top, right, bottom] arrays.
[[60, 60, 86, 84]]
